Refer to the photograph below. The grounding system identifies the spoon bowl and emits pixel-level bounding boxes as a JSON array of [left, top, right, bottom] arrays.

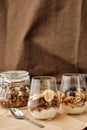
[[10, 108, 24, 119]]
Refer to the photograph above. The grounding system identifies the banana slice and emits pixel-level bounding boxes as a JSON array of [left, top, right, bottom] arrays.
[[43, 90, 55, 102], [32, 93, 44, 100]]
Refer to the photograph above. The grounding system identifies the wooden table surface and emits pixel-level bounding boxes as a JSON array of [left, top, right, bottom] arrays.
[[0, 107, 87, 130]]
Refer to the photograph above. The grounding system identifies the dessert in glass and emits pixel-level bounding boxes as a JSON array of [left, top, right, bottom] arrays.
[[28, 76, 59, 119], [59, 73, 87, 114]]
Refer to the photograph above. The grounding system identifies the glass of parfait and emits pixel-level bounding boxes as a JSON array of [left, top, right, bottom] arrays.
[[59, 73, 87, 114], [28, 76, 59, 120]]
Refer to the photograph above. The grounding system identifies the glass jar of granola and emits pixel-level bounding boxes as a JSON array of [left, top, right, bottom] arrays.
[[0, 70, 30, 108]]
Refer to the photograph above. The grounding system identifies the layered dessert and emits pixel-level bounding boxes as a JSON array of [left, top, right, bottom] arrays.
[[28, 90, 59, 119], [60, 86, 87, 114]]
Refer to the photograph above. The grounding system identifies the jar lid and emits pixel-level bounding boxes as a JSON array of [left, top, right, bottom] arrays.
[[1, 70, 30, 82]]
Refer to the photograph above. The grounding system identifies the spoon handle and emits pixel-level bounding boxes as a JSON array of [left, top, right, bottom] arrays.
[[23, 116, 44, 128]]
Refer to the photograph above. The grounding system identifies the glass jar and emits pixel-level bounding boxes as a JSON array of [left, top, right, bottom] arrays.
[[59, 73, 87, 114], [0, 70, 30, 108], [28, 76, 59, 120]]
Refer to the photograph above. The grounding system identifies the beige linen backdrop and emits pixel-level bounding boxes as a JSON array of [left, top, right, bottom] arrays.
[[0, 0, 87, 80]]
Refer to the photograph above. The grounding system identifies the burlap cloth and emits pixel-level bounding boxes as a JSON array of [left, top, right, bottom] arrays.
[[0, 0, 87, 80], [0, 107, 87, 130]]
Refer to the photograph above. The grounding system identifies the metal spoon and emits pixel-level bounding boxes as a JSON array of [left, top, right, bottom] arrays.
[[10, 108, 44, 128]]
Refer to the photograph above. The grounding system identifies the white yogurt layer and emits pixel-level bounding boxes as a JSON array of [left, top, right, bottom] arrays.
[[60, 104, 85, 114], [30, 107, 58, 119]]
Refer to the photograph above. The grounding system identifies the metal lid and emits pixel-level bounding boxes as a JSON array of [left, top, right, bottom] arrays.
[[1, 70, 30, 82]]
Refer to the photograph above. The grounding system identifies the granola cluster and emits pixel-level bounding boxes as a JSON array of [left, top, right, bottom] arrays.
[[28, 90, 59, 112], [0, 81, 30, 108], [60, 86, 87, 108]]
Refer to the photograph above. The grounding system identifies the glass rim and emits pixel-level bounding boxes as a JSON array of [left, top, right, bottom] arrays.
[[62, 73, 85, 77], [32, 76, 56, 81]]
